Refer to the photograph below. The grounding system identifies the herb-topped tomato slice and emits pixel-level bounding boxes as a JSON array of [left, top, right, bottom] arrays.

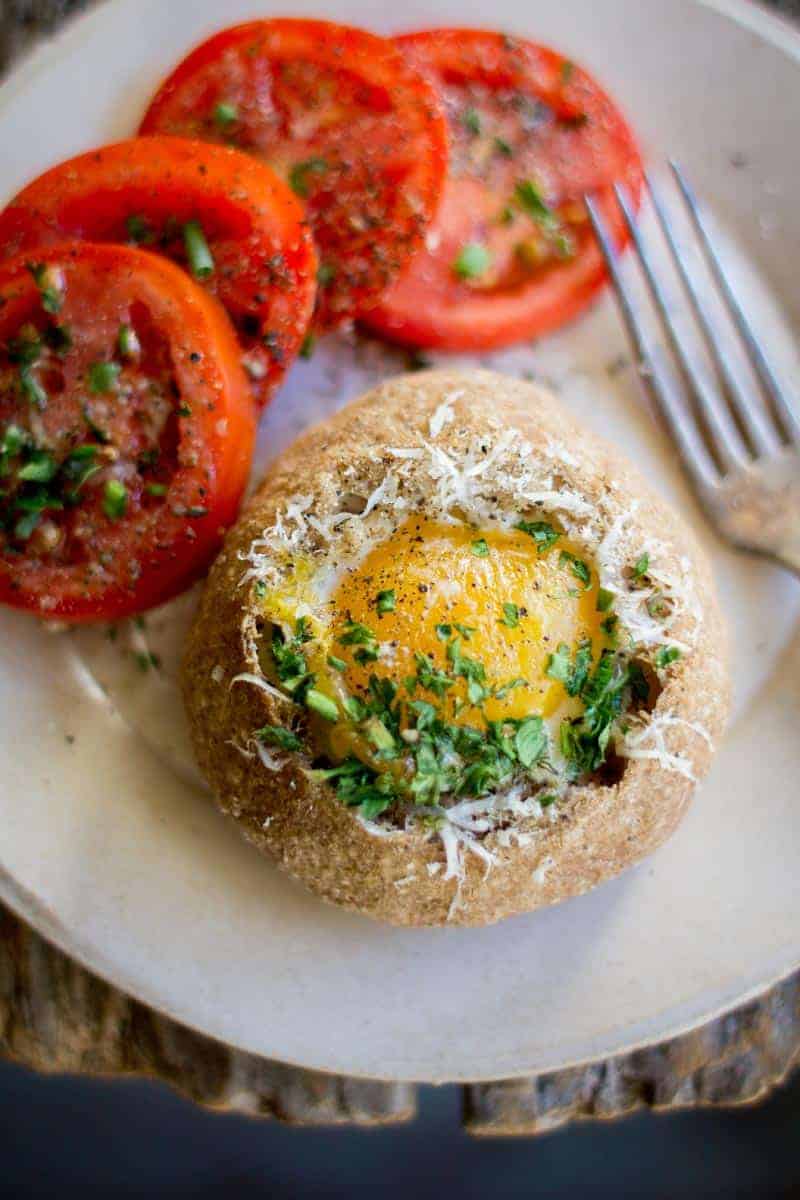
[[364, 29, 644, 351], [0, 138, 316, 408], [0, 243, 255, 622], [139, 19, 448, 332]]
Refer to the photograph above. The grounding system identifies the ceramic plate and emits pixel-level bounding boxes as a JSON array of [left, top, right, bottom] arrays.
[[1, 0, 798, 1083]]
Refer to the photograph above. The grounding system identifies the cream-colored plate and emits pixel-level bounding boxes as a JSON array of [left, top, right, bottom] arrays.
[[0, 0, 798, 1083]]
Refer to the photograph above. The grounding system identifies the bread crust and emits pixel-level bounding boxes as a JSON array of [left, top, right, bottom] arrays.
[[182, 370, 730, 926]]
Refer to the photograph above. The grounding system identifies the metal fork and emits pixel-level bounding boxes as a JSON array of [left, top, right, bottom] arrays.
[[586, 163, 800, 578]]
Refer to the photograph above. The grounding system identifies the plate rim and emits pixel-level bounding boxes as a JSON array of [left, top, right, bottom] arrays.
[[0, 0, 799, 1084]]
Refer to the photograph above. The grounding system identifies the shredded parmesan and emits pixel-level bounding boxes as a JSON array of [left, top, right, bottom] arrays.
[[230, 672, 294, 706]]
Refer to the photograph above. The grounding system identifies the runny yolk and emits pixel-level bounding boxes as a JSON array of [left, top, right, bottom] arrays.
[[329, 516, 609, 723]]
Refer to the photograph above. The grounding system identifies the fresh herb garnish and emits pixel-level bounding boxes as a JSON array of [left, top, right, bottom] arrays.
[[89, 361, 121, 394], [27, 262, 63, 314], [213, 101, 239, 129], [257, 725, 304, 752], [596, 587, 615, 613], [471, 537, 490, 557], [655, 646, 682, 669], [501, 602, 520, 628], [183, 221, 215, 280], [462, 107, 481, 135], [102, 479, 127, 520], [632, 552, 650, 580], [559, 549, 591, 587], [289, 157, 328, 198], [516, 519, 560, 553], [376, 589, 396, 614], [453, 243, 492, 281], [126, 214, 152, 244]]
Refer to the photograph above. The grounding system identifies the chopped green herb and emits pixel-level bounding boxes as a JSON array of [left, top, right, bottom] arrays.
[[655, 646, 682, 669], [102, 479, 127, 520], [516, 519, 560, 553], [632, 552, 650, 580], [89, 361, 121, 394], [494, 136, 513, 157], [376, 589, 396, 614], [118, 324, 140, 359], [501, 602, 520, 628], [327, 655, 348, 672], [144, 482, 168, 498], [597, 587, 615, 613], [126, 214, 152, 244], [289, 157, 328, 198], [213, 101, 239, 128], [183, 221, 215, 279], [253, 580, 267, 600], [299, 332, 315, 360], [515, 717, 547, 768], [27, 262, 63, 314], [18, 450, 57, 484], [317, 263, 336, 288], [13, 510, 41, 540], [559, 549, 591, 586], [454, 243, 492, 280], [471, 538, 490, 557], [257, 725, 304, 752], [546, 643, 572, 684], [514, 179, 557, 229], [462, 107, 481, 135], [20, 369, 47, 409], [305, 689, 339, 722]]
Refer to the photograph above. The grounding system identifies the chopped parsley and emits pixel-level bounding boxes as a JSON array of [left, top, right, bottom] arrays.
[[596, 587, 615, 613], [501, 602, 520, 629], [516, 519, 560, 553], [126, 214, 152, 244], [632, 551, 650, 580], [27, 262, 63, 314], [305, 689, 339, 722], [102, 479, 127, 520], [462, 107, 481, 135], [559, 549, 591, 587], [376, 589, 396, 614], [471, 537, 490, 557], [89, 361, 121, 394], [339, 619, 379, 665], [257, 725, 304, 752], [213, 101, 239, 129], [655, 646, 682, 669], [289, 157, 328, 198], [453, 243, 492, 280]]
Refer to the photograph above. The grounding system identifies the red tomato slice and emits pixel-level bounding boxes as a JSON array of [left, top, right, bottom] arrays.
[[139, 19, 448, 333], [363, 29, 644, 352], [0, 243, 255, 622], [0, 138, 316, 408]]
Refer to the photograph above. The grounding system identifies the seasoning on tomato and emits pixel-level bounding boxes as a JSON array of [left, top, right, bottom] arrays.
[[0, 138, 317, 408], [138, 19, 448, 332], [0, 243, 255, 622], [363, 29, 644, 352]]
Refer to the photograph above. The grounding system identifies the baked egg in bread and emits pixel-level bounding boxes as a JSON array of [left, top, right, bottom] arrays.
[[182, 370, 729, 926]]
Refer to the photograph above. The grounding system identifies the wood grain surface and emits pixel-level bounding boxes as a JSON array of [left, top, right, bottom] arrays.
[[0, 0, 798, 1132]]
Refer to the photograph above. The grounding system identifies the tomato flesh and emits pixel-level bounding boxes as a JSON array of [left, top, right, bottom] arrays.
[[139, 20, 448, 332], [364, 30, 644, 351], [0, 138, 316, 408], [0, 244, 255, 621]]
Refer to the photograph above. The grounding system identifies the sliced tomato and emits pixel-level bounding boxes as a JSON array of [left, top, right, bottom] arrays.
[[0, 243, 255, 622], [363, 29, 644, 351], [0, 138, 316, 408], [139, 19, 448, 332]]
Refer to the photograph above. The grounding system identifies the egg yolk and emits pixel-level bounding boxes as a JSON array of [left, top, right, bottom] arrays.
[[329, 517, 608, 723]]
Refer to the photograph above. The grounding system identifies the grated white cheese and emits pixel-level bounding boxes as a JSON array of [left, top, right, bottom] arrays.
[[230, 672, 295, 706]]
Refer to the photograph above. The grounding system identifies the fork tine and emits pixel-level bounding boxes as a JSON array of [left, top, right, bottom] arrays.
[[670, 160, 800, 445], [585, 195, 719, 491], [613, 183, 750, 474], [646, 171, 779, 459]]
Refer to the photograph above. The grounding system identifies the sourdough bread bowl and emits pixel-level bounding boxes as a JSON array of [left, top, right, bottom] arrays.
[[182, 369, 729, 926]]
